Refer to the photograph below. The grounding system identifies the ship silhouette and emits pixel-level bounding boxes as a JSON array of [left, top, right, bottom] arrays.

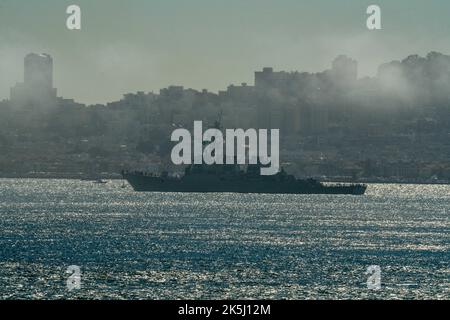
[[122, 164, 366, 195], [122, 118, 367, 195]]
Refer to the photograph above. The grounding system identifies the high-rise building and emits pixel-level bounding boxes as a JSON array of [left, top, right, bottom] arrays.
[[24, 53, 54, 89], [10, 53, 57, 108]]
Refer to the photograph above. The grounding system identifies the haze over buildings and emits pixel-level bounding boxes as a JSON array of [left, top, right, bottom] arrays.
[[1, 0, 450, 104], [1, 2, 450, 182], [1, 51, 450, 182]]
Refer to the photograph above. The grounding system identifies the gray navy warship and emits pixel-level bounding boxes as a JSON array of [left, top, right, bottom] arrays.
[[122, 163, 367, 195], [124, 118, 366, 195]]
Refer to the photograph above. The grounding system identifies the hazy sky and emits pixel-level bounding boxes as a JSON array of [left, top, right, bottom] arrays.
[[1, 0, 450, 104]]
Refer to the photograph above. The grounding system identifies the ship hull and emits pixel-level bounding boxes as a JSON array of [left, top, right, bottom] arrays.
[[123, 173, 366, 195]]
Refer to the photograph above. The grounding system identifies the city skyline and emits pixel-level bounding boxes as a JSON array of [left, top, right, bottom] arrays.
[[8, 51, 359, 104], [2, 48, 449, 183], [5, 50, 450, 108], [1, 0, 450, 104]]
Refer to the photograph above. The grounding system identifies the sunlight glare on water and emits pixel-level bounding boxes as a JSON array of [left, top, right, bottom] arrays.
[[0, 179, 449, 299]]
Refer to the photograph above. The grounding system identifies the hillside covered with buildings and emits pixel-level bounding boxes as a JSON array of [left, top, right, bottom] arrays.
[[1, 52, 450, 182]]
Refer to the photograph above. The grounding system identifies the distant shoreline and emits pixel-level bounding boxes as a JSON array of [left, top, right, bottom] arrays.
[[325, 180, 449, 186], [0, 174, 448, 185], [0, 174, 123, 180]]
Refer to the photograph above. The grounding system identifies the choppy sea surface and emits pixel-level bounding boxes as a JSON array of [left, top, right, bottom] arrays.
[[0, 179, 448, 300]]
